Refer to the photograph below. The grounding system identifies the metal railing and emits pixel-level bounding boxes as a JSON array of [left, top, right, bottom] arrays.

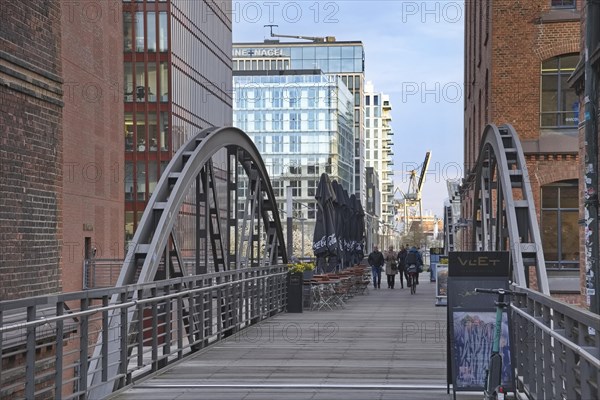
[[511, 285, 600, 399], [0, 265, 287, 399], [83, 259, 123, 289]]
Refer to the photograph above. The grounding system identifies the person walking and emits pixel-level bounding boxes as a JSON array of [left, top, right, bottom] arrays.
[[397, 244, 408, 288], [384, 245, 398, 289], [367, 245, 384, 289]]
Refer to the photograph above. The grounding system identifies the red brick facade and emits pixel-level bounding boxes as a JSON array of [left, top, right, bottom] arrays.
[[60, 0, 124, 293], [0, 2, 64, 300], [0, 1, 125, 299], [463, 1, 583, 303]]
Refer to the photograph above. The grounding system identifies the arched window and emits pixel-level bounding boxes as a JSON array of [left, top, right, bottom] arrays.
[[541, 180, 579, 269], [540, 54, 579, 128]]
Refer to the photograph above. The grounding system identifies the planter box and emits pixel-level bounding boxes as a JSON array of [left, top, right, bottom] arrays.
[[287, 272, 303, 313]]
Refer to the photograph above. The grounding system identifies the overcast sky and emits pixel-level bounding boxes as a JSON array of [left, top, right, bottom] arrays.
[[232, 0, 465, 217]]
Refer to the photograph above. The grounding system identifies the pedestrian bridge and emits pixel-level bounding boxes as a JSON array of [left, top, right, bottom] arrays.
[[1, 125, 600, 399], [2, 267, 600, 400]]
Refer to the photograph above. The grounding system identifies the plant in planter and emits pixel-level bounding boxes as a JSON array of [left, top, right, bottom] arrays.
[[288, 262, 316, 279]]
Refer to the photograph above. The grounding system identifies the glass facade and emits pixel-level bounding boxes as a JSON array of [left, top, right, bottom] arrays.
[[233, 45, 363, 74], [233, 72, 355, 220], [123, 0, 232, 242], [364, 82, 394, 227], [233, 42, 366, 204]]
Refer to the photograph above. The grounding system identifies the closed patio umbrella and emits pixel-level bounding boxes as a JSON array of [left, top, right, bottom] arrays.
[[312, 173, 338, 272]]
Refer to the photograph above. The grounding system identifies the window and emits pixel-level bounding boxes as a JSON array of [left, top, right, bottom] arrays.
[[289, 113, 300, 130], [272, 112, 283, 130], [125, 112, 134, 151], [272, 135, 283, 152], [290, 180, 301, 197], [289, 159, 301, 175], [136, 161, 146, 201], [158, 12, 168, 51], [124, 63, 133, 102], [147, 12, 156, 52], [135, 12, 144, 51], [290, 134, 301, 153], [307, 202, 316, 219], [541, 180, 579, 270], [125, 162, 134, 201], [307, 160, 318, 175], [271, 180, 284, 197], [293, 202, 303, 219], [123, 13, 133, 52], [541, 54, 579, 127], [551, 0, 575, 8], [254, 135, 266, 152], [307, 180, 318, 197], [272, 89, 283, 108]]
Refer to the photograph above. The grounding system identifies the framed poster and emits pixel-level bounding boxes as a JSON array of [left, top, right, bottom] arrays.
[[451, 311, 513, 390], [446, 251, 513, 395], [435, 265, 448, 306]]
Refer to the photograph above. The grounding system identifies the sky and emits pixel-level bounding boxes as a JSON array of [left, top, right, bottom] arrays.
[[232, 0, 465, 217]]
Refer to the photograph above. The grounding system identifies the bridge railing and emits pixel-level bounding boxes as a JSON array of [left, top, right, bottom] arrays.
[[0, 265, 287, 399], [511, 285, 600, 399]]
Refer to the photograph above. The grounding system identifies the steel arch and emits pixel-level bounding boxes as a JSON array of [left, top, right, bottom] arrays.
[[471, 124, 549, 294], [88, 127, 287, 397], [120, 126, 287, 285]]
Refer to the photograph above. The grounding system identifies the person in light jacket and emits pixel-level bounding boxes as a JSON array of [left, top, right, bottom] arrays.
[[384, 245, 398, 289]]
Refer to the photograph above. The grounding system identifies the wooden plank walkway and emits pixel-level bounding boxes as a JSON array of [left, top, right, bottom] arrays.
[[112, 274, 479, 400]]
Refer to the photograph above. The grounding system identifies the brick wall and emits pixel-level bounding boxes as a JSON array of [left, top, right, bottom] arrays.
[[463, 1, 583, 302], [60, 0, 124, 293], [0, 2, 64, 299]]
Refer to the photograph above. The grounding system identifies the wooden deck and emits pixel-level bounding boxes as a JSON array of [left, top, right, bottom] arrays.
[[111, 274, 480, 399]]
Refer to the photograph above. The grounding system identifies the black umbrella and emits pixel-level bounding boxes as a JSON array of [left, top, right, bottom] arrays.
[[349, 194, 365, 264], [331, 180, 350, 269], [312, 173, 338, 272]]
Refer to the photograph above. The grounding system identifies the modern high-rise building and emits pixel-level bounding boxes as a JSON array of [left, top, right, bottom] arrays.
[[233, 69, 355, 257], [462, 0, 581, 302], [123, 1, 232, 240], [364, 81, 395, 244], [232, 40, 366, 203]]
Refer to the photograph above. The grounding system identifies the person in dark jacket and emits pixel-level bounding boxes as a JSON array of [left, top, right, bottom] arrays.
[[405, 246, 423, 285], [397, 244, 408, 288], [367, 245, 384, 289]]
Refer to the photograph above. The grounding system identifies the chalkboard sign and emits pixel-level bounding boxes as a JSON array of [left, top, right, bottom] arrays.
[[446, 251, 514, 395]]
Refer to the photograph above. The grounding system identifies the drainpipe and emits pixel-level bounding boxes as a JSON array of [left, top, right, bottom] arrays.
[[584, 0, 600, 313]]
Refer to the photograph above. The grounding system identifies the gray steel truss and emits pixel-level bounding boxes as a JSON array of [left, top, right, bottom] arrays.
[[87, 127, 287, 397], [471, 124, 550, 294]]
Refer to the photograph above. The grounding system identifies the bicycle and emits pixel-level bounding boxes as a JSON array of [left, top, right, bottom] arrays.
[[474, 287, 515, 400], [406, 264, 418, 294]]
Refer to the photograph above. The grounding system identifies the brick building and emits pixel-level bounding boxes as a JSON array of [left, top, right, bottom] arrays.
[[1, 2, 64, 300], [462, 1, 582, 302], [0, 1, 125, 299], [570, 1, 600, 309], [60, 1, 124, 293]]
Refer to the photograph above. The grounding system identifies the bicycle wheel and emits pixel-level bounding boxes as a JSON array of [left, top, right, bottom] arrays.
[[410, 274, 416, 294]]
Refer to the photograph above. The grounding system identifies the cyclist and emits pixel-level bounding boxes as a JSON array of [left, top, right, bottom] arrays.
[[405, 246, 423, 287]]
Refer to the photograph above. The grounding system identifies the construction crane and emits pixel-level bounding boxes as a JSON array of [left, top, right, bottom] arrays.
[[264, 25, 336, 43], [395, 151, 431, 235]]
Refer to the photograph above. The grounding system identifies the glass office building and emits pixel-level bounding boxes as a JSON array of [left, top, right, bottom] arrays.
[[233, 70, 354, 255], [233, 41, 366, 204], [123, 0, 232, 241]]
